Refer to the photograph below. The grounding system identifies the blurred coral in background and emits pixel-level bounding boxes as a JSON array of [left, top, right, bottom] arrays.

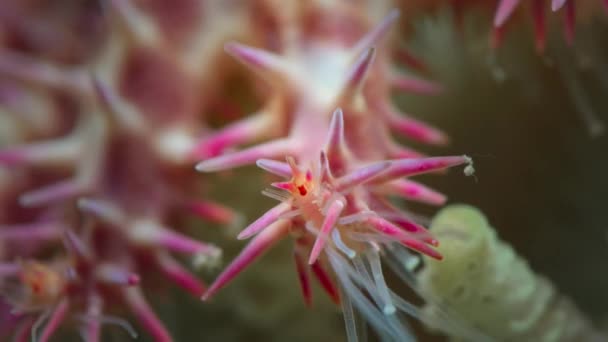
[[0, 0, 607, 341]]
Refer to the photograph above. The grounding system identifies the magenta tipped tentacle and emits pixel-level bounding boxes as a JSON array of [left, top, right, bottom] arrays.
[[341, 48, 376, 101], [190, 111, 272, 159], [375, 179, 447, 206], [20, 179, 91, 207], [378, 103, 449, 145], [563, 0, 576, 45], [532, 0, 547, 53], [335, 161, 391, 192], [38, 299, 70, 342], [225, 42, 288, 80], [237, 202, 291, 240], [310, 261, 340, 305], [552, 0, 568, 11], [95, 264, 140, 286], [373, 155, 472, 184], [123, 287, 172, 342], [308, 198, 345, 265], [256, 159, 292, 178], [293, 247, 312, 307], [494, 0, 521, 27], [390, 74, 443, 95], [156, 253, 206, 297], [352, 9, 400, 55], [195, 139, 296, 172], [202, 220, 290, 301], [186, 200, 239, 226]]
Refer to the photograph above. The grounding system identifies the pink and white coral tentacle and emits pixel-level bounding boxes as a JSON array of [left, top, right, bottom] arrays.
[[202, 108, 473, 340]]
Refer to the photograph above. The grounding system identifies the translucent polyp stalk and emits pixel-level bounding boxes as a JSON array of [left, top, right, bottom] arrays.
[[366, 250, 396, 315], [202, 220, 290, 301]]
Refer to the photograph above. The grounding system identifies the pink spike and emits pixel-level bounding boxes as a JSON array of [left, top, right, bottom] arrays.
[[271, 181, 294, 191], [186, 200, 238, 225], [318, 151, 334, 183], [401, 238, 443, 260], [20, 179, 90, 207], [391, 74, 443, 95], [225, 42, 287, 77], [310, 262, 340, 305], [95, 264, 140, 286], [39, 299, 70, 342], [0, 222, 61, 241], [367, 216, 441, 259], [352, 9, 400, 55], [202, 220, 290, 301], [293, 249, 312, 307], [491, 24, 506, 50], [324, 108, 350, 174], [13, 317, 35, 342], [532, 0, 547, 53], [190, 113, 268, 159], [335, 161, 390, 192], [156, 253, 206, 297], [377, 179, 447, 205], [372, 155, 471, 184], [342, 48, 376, 98], [380, 105, 449, 145], [256, 159, 292, 178], [155, 228, 219, 255], [563, 0, 576, 45], [0, 50, 88, 93], [552, 0, 568, 11], [309, 199, 345, 264], [195, 139, 294, 172], [91, 76, 142, 131], [123, 287, 173, 342], [285, 156, 304, 178], [237, 202, 291, 240], [77, 198, 125, 225], [63, 229, 92, 259], [494, 0, 521, 27], [394, 48, 428, 73]]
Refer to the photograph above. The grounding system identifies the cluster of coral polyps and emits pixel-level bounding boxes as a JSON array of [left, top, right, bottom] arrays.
[[196, 2, 474, 341], [0, 0, 475, 341], [0, 1, 248, 341]]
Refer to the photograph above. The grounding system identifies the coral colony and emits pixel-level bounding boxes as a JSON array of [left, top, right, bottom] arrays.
[[0, 1, 604, 341]]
